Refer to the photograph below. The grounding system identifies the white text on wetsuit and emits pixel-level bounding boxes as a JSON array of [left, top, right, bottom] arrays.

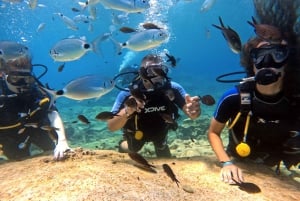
[[144, 106, 166, 113]]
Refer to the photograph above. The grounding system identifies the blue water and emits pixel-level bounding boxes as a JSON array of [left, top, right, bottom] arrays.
[[0, 0, 255, 150]]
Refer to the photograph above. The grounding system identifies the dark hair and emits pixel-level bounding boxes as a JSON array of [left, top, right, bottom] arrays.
[[140, 54, 163, 68]]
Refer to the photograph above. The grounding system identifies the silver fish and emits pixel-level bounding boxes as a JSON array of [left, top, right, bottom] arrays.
[[112, 29, 169, 54], [200, 0, 216, 12], [55, 13, 78, 31], [49, 33, 109, 62], [212, 16, 242, 54], [36, 22, 46, 33], [28, 0, 38, 9], [55, 74, 115, 100], [0, 41, 30, 62], [78, 0, 150, 13]]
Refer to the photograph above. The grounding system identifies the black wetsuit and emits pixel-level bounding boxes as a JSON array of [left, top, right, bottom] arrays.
[[111, 81, 187, 157], [214, 82, 300, 168], [0, 79, 55, 160]]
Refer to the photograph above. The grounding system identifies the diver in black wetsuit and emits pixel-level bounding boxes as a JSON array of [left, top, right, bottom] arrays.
[[0, 41, 70, 161], [208, 32, 300, 184], [107, 54, 201, 157]]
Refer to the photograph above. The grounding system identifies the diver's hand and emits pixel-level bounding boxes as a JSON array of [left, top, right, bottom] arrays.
[[53, 139, 71, 160], [221, 164, 244, 184], [184, 94, 201, 119], [125, 96, 145, 115]]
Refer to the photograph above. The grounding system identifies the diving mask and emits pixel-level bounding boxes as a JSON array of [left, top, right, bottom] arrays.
[[6, 72, 35, 86], [250, 44, 289, 69], [139, 63, 169, 79], [5, 72, 35, 94], [139, 64, 169, 90]]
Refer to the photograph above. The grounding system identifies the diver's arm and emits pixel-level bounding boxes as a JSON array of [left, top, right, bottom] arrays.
[[48, 110, 71, 160], [107, 107, 129, 131], [208, 118, 244, 183]]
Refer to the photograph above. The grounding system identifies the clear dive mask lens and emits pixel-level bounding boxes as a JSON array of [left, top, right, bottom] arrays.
[[7, 72, 35, 86], [139, 64, 169, 79], [250, 44, 289, 69]]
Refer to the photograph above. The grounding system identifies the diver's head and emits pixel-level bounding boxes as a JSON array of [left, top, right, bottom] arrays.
[[250, 40, 289, 85], [1, 42, 35, 93], [139, 54, 169, 91]]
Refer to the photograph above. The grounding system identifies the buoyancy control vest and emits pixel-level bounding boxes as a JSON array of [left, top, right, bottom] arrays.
[[0, 78, 51, 131], [228, 82, 297, 152], [123, 79, 179, 140]]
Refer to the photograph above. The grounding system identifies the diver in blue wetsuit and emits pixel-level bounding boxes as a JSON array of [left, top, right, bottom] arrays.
[[208, 33, 300, 184], [0, 41, 70, 161], [107, 54, 201, 157]]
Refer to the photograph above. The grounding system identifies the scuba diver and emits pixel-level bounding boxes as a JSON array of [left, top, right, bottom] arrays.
[[208, 28, 300, 184], [107, 54, 200, 157], [0, 41, 70, 161]]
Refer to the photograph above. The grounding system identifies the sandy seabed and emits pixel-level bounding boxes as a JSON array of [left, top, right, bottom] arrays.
[[0, 147, 299, 201]]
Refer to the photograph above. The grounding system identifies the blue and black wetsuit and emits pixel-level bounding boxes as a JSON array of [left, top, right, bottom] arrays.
[[214, 82, 300, 167], [111, 81, 187, 157], [0, 79, 56, 160]]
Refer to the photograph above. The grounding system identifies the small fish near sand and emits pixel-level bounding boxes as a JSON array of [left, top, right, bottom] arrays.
[[212, 16, 242, 54], [128, 152, 156, 169], [95, 111, 119, 121], [231, 178, 261, 194], [162, 163, 180, 187], [77, 114, 90, 124]]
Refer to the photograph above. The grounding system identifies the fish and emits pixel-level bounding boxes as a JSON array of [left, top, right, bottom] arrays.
[[24, 123, 39, 128], [199, 94, 215, 106], [36, 22, 46, 33], [40, 125, 60, 131], [247, 16, 282, 42], [95, 111, 119, 121], [231, 178, 261, 194], [0, 41, 30, 62], [49, 33, 109, 62], [55, 13, 78, 31], [124, 97, 138, 108], [18, 127, 27, 134], [111, 29, 169, 54], [162, 163, 180, 187], [165, 53, 177, 67], [160, 113, 176, 124], [142, 22, 162, 30], [128, 152, 156, 169], [112, 12, 128, 25], [57, 63, 65, 72], [88, 6, 97, 20], [73, 14, 93, 23], [78, 0, 150, 13], [28, 0, 38, 9], [212, 16, 242, 54], [119, 26, 137, 33], [55, 74, 115, 101], [77, 114, 90, 124], [71, 7, 81, 12], [200, 0, 216, 12]]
